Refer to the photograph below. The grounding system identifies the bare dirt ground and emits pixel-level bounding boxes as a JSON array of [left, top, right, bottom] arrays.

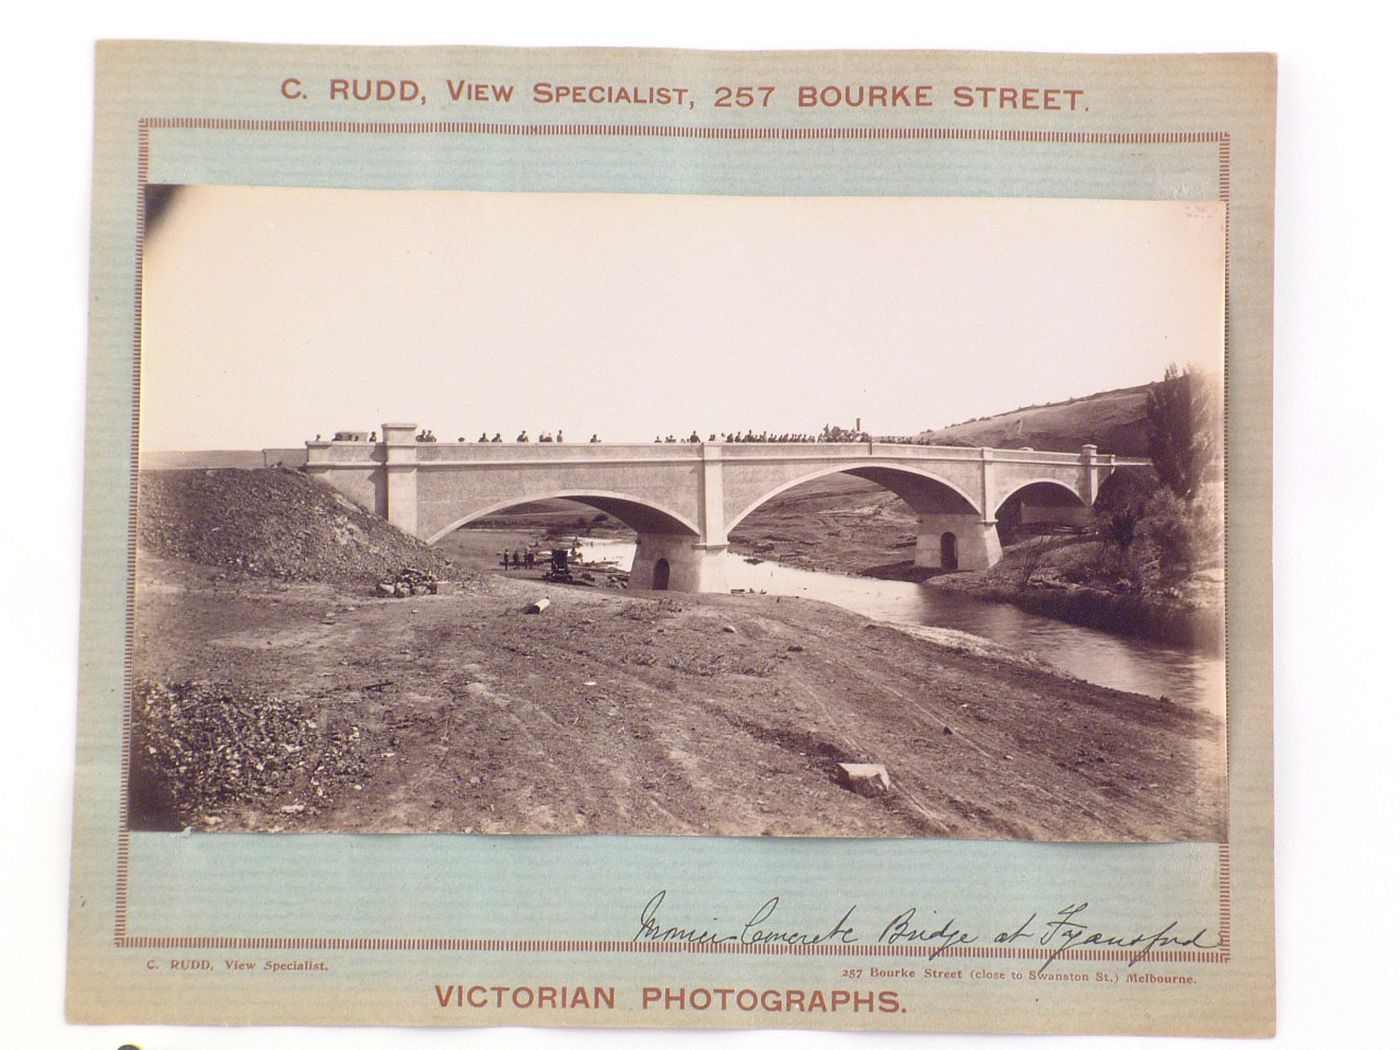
[[131, 552, 1224, 841]]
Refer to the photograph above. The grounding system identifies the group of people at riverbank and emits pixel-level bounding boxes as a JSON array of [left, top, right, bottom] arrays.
[[499, 542, 582, 571], [501, 548, 537, 570]]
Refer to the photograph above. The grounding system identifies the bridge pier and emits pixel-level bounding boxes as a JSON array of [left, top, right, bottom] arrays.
[[914, 514, 1003, 572], [631, 533, 730, 593]]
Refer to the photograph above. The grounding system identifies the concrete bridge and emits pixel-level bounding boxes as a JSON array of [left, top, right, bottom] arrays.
[[304, 423, 1148, 593]]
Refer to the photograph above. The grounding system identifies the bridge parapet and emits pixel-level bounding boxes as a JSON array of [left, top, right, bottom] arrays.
[[412, 442, 708, 464], [305, 439, 384, 465]]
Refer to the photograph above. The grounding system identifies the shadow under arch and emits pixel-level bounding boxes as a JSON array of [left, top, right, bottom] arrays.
[[727, 463, 983, 534], [993, 477, 1087, 517], [423, 490, 700, 546]]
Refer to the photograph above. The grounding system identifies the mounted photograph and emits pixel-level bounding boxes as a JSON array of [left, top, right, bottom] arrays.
[[130, 186, 1227, 841]]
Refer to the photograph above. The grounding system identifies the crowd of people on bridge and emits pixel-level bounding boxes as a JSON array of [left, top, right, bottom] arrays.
[[651, 423, 874, 444], [324, 422, 908, 446]]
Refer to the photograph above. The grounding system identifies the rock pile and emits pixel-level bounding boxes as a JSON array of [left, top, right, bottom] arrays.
[[137, 467, 453, 585], [377, 567, 443, 597], [129, 679, 371, 827]]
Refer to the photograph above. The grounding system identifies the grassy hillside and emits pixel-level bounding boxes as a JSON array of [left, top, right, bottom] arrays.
[[916, 384, 1153, 455]]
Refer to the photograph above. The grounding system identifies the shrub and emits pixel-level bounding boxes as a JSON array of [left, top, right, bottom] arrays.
[[1093, 469, 1159, 551], [1128, 489, 1223, 585]]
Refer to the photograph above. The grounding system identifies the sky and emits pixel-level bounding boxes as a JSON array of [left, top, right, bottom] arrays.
[[140, 187, 1224, 451]]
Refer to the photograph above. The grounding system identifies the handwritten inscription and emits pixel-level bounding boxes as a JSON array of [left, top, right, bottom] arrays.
[[633, 892, 1219, 971], [634, 890, 858, 948]]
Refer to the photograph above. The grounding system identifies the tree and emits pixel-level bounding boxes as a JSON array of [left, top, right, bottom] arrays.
[[1145, 364, 1220, 501]]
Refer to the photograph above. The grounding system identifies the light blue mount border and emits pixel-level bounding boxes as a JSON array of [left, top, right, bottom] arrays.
[[72, 42, 1274, 1033]]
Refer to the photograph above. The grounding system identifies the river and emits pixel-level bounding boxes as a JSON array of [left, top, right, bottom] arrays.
[[577, 538, 1224, 714]]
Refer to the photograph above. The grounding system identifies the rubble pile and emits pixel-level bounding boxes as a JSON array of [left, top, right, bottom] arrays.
[[130, 679, 371, 826], [137, 467, 453, 585], [377, 567, 442, 597]]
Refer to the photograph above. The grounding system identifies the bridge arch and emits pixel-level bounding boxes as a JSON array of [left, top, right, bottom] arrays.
[[993, 477, 1087, 516], [727, 462, 983, 534], [994, 478, 1095, 532], [422, 490, 701, 546]]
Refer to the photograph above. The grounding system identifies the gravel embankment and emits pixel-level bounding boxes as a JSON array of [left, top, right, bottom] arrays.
[[137, 468, 453, 585]]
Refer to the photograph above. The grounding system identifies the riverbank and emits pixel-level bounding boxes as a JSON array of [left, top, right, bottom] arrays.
[[130, 552, 1224, 841], [725, 476, 1223, 653], [921, 541, 1225, 653]]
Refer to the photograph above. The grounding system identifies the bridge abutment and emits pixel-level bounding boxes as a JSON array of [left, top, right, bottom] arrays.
[[631, 533, 730, 593], [914, 514, 1002, 572]]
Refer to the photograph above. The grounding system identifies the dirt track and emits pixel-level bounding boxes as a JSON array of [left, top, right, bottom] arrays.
[[131, 553, 1224, 841]]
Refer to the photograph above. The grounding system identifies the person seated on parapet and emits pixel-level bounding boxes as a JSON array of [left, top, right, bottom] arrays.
[[492, 432, 502, 442], [688, 430, 700, 443], [370, 432, 377, 442], [654, 436, 662, 443], [590, 433, 601, 443], [478, 432, 489, 442], [708, 433, 717, 442], [540, 432, 552, 443], [517, 431, 530, 442]]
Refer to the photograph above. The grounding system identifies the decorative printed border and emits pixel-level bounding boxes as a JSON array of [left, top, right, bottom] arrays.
[[116, 118, 1233, 967]]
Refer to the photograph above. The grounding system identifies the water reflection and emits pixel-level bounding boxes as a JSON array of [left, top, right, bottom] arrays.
[[579, 538, 1223, 713]]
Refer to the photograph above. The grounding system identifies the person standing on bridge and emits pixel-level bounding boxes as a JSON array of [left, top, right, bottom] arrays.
[[556, 430, 564, 443]]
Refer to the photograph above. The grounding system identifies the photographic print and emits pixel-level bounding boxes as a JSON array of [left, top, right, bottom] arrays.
[[131, 187, 1227, 841]]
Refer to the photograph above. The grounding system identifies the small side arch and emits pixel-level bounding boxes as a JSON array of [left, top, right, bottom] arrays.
[[423, 490, 701, 546], [993, 478, 1087, 517]]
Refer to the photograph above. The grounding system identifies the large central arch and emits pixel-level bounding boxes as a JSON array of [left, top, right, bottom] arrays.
[[726, 462, 1000, 572], [727, 463, 982, 533]]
